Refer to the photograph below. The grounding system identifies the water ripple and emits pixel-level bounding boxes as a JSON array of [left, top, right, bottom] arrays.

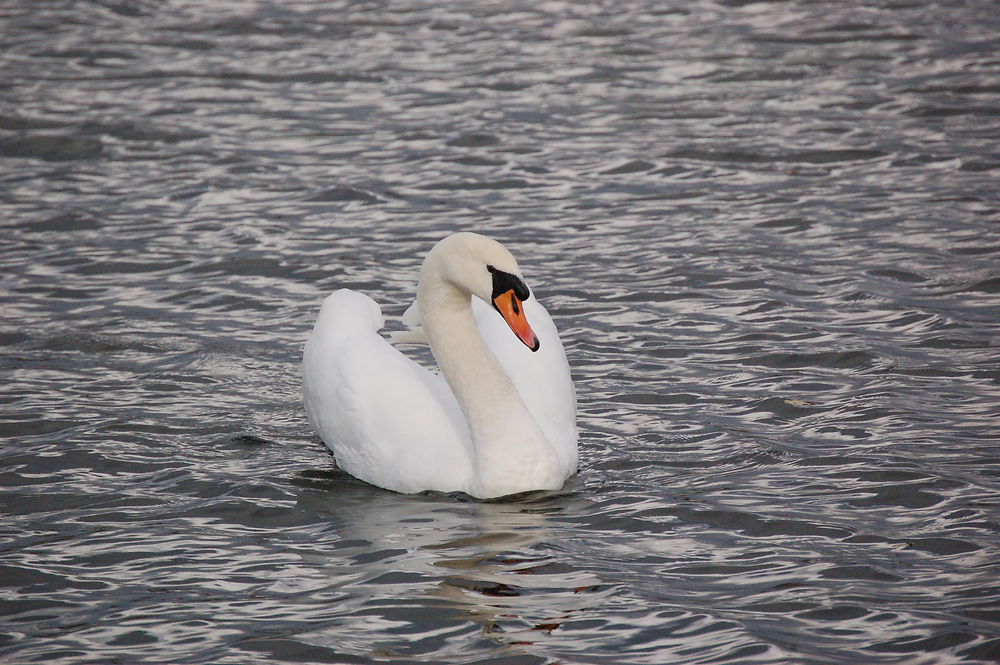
[[2, 0, 1000, 663]]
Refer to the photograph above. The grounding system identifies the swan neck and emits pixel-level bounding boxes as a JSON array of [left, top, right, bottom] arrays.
[[417, 270, 560, 497], [418, 276, 517, 424]]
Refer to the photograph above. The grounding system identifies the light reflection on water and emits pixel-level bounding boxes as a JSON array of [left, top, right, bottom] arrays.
[[2, 0, 1000, 663]]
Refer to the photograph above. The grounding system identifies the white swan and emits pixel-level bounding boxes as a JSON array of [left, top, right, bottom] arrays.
[[302, 232, 577, 499]]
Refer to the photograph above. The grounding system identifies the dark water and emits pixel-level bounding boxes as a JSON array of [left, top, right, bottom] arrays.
[[2, 1, 1000, 663]]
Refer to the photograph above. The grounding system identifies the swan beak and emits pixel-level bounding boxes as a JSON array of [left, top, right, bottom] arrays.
[[493, 289, 540, 352]]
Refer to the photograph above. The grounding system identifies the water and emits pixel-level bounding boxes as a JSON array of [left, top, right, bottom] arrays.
[[2, 1, 999, 663]]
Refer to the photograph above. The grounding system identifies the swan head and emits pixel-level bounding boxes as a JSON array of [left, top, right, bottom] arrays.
[[424, 232, 540, 352]]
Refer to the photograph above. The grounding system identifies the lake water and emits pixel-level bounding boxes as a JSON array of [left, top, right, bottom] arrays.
[[2, 1, 999, 663]]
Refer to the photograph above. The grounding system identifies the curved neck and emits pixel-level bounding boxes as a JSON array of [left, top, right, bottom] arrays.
[[417, 273, 559, 497], [418, 276, 524, 434]]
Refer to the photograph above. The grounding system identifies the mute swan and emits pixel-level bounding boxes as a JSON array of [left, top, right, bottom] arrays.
[[302, 232, 577, 499]]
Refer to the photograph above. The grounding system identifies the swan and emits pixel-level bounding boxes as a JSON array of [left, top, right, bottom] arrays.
[[302, 232, 577, 499]]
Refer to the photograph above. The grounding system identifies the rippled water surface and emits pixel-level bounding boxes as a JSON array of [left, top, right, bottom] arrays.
[[3, 1, 1000, 663]]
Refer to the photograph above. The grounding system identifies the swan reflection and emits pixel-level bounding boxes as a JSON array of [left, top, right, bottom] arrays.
[[293, 472, 607, 658]]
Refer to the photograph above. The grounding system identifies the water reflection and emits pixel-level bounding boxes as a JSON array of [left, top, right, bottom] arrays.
[[291, 473, 607, 659]]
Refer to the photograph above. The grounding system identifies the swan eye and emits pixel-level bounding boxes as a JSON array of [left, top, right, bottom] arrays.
[[489, 266, 531, 302]]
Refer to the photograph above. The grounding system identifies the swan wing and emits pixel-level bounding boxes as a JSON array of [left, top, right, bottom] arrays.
[[391, 292, 578, 476], [472, 296, 578, 474], [302, 289, 473, 494]]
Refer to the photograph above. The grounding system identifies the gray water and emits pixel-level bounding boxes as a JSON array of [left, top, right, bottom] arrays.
[[2, 1, 1000, 663]]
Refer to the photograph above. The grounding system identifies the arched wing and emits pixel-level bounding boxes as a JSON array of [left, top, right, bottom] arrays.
[[302, 290, 473, 494], [472, 296, 578, 473]]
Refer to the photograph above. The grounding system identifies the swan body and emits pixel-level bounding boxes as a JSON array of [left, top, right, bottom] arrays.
[[302, 232, 577, 499]]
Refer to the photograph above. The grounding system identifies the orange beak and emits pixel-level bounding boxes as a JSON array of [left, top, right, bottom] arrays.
[[492, 289, 540, 352]]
